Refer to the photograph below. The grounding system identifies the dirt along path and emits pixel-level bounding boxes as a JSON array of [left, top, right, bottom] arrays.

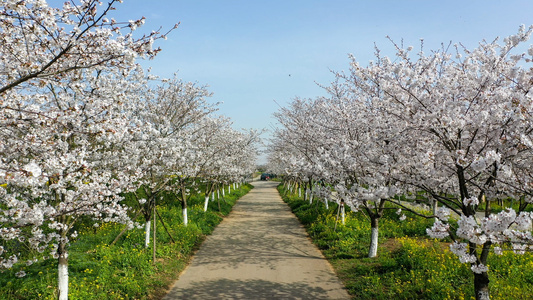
[[163, 180, 350, 300]]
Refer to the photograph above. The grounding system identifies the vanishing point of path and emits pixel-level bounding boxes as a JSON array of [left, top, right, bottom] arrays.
[[163, 181, 350, 300]]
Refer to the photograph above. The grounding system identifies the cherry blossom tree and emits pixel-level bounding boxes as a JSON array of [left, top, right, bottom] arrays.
[[194, 118, 260, 212], [0, 0, 171, 95], [130, 74, 259, 231], [345, 26, 533, 299], [272, 98, 334, 204], [351, 28, 533, 300], [166, 117, 259, 224], [271, 25, 533, 300], [271, 91, 403, 258], [129, 75, 217, 237], [0, 1, 174, 299]]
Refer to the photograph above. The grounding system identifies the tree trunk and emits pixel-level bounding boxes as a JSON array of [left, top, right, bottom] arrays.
[[204, 195, 209, 212], [334, 203, 340, 232], [324, 197, 329, 209], [368, 216, 379, 258], [57, 241, 68, 300], [204, 183, 213, 212], [144, 220, 151, 248], [181, 185, 188, 226], [473, 240, 492, 299], [341, 202, 345, 225], [474, 272, 490, 300]]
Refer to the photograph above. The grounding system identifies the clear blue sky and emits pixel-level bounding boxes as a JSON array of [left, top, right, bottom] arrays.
[[104, 1, 533, 162]]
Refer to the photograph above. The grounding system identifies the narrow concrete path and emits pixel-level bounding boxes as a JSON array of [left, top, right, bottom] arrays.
[[163, 181, 350, 300]]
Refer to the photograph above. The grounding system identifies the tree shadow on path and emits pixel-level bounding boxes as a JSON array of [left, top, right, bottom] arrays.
[[190, 181, 322, 270], [164, 278, 340, 300]]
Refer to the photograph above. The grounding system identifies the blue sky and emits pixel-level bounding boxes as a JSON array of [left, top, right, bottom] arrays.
[[105, 0, 533, 162]]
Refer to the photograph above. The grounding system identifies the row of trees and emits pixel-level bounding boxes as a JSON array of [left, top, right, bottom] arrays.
[[0, 1, 258, 299], [269, 26, 533, 300]]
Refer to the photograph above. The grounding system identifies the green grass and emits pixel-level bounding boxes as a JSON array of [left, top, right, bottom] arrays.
[[0, 184, 252, 300], [278, 184, 533, 300]]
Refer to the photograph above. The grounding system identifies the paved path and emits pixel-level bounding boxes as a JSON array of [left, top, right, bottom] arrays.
[[163, 181, 350, 300]]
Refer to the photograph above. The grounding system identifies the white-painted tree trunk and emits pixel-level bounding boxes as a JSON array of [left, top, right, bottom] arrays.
[[309, 190, 313, 204], [222, 187, 225, 197], [369, 220, 379, 258], [217, 188, 220, 199], [298, 187, 301, 198], [144, 220, 151, 248], [228, 184, 231, 193], [477, 290, 490, 300], [183, 208, 188, 226], [204, 195, 209, 212], [325, 198, 329, 209], [211, 191, 215, 201], [58, 254, 68, 300], [341, 204, 345, 225], [233, 182, 236, 190]]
